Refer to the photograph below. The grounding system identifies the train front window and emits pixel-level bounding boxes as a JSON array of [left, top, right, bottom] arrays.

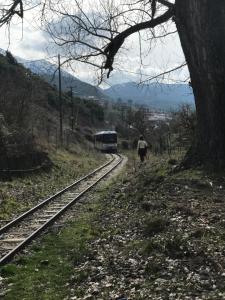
[[102, 134, 117, 143]]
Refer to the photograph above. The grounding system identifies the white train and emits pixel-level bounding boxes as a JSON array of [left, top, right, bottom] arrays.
[[94, 131, 118, 153]]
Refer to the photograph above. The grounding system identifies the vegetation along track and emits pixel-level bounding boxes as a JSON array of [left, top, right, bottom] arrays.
[[0, 153, 123, 266]]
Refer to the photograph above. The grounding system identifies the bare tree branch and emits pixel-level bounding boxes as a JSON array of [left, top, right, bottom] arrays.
[[140, 62, 187, 83], [0, 0, 23, 26], [157, 0, 174, 9], [104, 7, 174, 77]]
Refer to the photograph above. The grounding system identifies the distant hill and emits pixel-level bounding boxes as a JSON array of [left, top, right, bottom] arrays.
[[18, 58, 109, 101], [104, 82, 195, 111], [2, 47, 194, 111]]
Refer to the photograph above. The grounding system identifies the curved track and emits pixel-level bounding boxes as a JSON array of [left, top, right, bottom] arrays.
[[0, 154, 123, 266]]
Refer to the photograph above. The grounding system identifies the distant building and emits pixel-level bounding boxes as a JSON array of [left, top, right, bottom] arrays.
[[85, 95, 105, 106], [147, 112, 171, 122]]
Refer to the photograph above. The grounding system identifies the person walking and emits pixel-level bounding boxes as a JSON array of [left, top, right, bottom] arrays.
[[137, 135, 148, 162]]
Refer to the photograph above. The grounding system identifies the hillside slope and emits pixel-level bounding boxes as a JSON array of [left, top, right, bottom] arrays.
[[0, 52, 105, 171], [20, 58, 109, 101]]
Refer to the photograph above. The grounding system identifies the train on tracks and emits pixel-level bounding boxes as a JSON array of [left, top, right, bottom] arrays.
[[94, 130, 118, 153]]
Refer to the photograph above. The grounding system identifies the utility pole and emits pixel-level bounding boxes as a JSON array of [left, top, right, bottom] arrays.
[[58, 54, 63, 146], [70, 86, 75, 131], [75, 103, 79, 126]]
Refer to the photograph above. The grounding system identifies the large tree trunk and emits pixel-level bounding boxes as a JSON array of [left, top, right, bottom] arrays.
[[175, 0, 225, 169]]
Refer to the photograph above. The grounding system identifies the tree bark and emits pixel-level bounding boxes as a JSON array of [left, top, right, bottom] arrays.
[[175, 0, 225, 169]]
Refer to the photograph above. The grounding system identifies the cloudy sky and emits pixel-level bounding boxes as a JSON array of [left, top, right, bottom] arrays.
[[0, 3, 188, 88]]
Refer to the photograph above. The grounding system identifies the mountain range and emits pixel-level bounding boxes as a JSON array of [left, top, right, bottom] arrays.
[[20, 59, 194, 111], [1, 49, 194, 111], [18, 58, 108, 101], [104, 82, 194, 111]]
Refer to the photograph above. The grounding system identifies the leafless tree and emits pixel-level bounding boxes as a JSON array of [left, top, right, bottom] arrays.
[[43, 0, 225, 169], [170, 104, 196, 150]]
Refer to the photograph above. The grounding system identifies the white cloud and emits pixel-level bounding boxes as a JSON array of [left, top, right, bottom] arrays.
[[0, 19, 48, 60]]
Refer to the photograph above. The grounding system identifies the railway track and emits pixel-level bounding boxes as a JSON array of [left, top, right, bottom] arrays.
[[0, 153, 123, 266]]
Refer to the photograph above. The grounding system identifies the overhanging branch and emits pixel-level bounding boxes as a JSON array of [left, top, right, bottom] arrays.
[[157, 0, 174, 8], [103, 8, 174, 77], [141, 62, 187, 83]]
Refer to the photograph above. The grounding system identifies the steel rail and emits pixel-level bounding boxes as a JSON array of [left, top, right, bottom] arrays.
[[0, 154, 122, 266], [0, 155, 115, 236]]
